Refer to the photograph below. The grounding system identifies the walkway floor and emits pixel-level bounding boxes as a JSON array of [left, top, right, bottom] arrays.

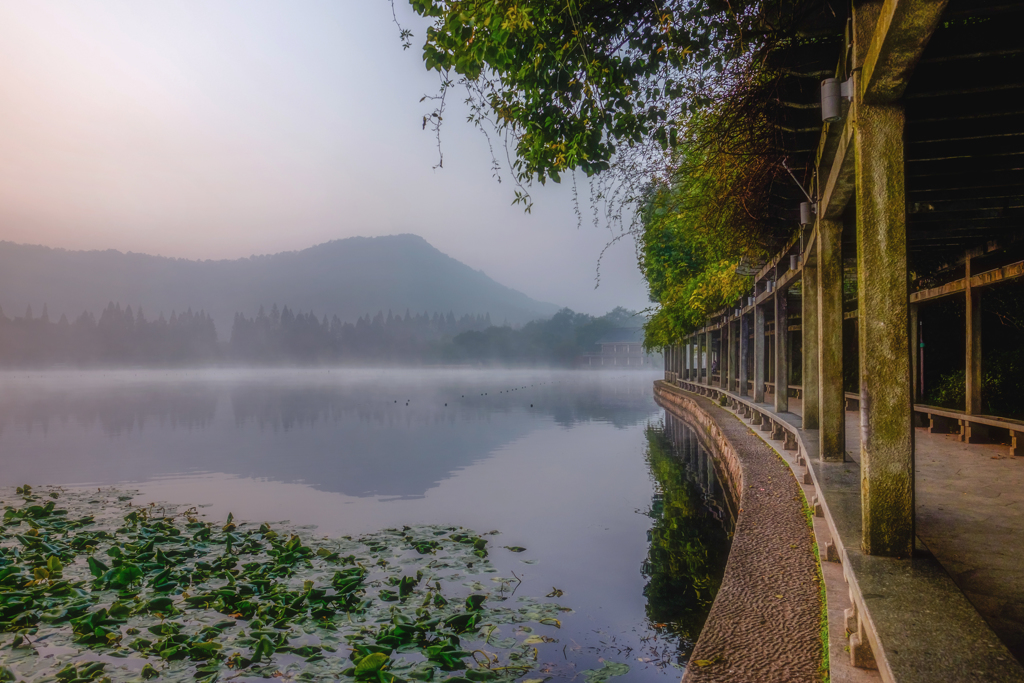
[[752, 394, 1024, 662]]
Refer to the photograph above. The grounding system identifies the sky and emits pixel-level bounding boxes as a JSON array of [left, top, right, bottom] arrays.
[[0, 1, 650, 316]]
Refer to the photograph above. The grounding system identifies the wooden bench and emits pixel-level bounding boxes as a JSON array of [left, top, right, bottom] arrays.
[[915, 405, 1023, 455], [763, 382, 803, 399]]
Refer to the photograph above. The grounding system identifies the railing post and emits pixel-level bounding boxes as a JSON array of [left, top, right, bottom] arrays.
[[775, 289, 790, 413], [854, 70, 914, 557], [803, 255, 820, 429], [819, 219, 846, 461]]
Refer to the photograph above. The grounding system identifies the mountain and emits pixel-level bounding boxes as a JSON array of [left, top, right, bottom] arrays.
[[0, 235, 560, 336]]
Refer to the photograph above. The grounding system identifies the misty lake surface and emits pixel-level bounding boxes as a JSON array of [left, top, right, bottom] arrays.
[[0, 368, 731, 681]]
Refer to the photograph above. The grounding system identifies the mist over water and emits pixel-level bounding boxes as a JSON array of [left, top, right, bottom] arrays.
[[0, 368, 730, 679]]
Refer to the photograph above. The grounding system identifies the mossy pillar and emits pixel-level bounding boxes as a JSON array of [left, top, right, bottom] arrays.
[[754, 305, 766, 403], [803, 259, 820, 429], [854, 93, 914, 558], [721, 324, 730, 389], [965, 255, 982, 416], [730, 319, 740, 393], [739, 314, 750, 397], [774, 289, 790, 413], [705, 330, 713, 386], [696, 334, 702, 383], [818, 219, 846, 461]]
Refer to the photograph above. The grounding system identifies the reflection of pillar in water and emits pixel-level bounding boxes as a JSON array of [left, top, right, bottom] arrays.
[[686, 427, 695, 468], [706, 451, 716, 492]]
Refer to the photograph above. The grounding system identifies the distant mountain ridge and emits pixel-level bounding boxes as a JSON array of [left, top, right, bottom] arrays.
[[0, 235, 560, 337]]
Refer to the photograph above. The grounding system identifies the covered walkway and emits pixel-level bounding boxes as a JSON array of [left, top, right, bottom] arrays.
[[775, 398, 1024, 660]]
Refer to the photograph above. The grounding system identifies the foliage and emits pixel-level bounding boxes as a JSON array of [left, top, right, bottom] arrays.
[[399, 1, 839, 349], [0, 487, 573, 682], [926, 350, 1024, 418], [401, 0, 764, 189], [230, 306, 492, 363], [449, 307, 644, 365]]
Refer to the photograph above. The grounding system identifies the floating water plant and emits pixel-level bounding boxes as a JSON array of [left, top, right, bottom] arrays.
[[0, 486, 576, 683]]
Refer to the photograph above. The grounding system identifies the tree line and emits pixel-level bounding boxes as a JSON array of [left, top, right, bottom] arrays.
[[0, 303, 217, 365], [0, 303, 644, 367]]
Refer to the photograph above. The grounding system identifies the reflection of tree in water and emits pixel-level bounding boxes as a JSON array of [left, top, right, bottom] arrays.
[[0, 386, 218, 437], [641, 418, 732, 666]]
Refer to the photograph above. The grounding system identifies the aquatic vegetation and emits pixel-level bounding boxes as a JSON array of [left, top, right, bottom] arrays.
[[0, 486, 576, 683]]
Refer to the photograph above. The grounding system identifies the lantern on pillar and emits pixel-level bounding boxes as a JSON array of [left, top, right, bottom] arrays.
[[820, 77, 853, 123]]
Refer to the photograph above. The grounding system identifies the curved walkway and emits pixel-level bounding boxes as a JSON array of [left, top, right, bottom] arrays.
[[655, 388, 824, 682]]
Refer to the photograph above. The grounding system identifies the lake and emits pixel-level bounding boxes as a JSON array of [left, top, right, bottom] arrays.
[[0, 368, 731, 682]]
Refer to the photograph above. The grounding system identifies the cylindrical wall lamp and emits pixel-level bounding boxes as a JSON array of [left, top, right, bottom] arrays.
[[821, 77, 853, 123], [800, 201, 817, 226], [790, 255, 799, 271]]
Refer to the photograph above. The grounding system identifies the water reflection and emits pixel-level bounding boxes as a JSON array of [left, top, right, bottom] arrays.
[[0, 369, 735, 680], [641, 412, 733, 665], [0, 369, 657, 500]]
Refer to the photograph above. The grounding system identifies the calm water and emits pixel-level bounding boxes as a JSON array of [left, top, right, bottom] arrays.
[[0, 368, 731, 680]]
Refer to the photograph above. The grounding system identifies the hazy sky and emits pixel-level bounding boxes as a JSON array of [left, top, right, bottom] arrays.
[[0, 1, 649, 315]]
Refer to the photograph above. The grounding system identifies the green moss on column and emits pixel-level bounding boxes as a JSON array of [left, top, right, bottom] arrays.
[[818, 220, 846, 462], [803, 259, 820, 429], [754, 305, 766, 402], [740, 314, 750, 397], [855, 95, 914, 558], [775, 289, 790, 413]]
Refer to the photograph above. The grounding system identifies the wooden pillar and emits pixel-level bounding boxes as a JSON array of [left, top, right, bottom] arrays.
[[818, 219, 846, 461], [910, 304, 919, 404], [754, 305, 766, 402], [775, 289, 790, 413], [854, 85, 914, 558], [966, 255, 982, 415], [739, 314, 750, 397], [803, 258, 820, 429]]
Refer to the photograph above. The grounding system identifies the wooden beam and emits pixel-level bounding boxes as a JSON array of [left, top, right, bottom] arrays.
[[819, 114, 856, 219], [909, 260, 1024, 303], [861, 0, 949, 104], [972, 260, 1024, 288], [909, 278, 965, 303]]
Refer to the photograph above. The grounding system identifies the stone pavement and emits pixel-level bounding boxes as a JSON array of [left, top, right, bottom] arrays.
[[770, 397, 1024, 663], [655, 389, 825, 683]]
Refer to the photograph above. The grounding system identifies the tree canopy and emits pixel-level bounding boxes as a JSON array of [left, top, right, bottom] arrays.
[[402, 0, 844, 346], [405, 0, 762, 186]]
